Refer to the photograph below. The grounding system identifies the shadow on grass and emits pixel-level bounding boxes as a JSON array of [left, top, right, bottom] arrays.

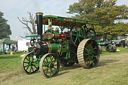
[[54, 64, 81, 77], [60, 64, 81, 71], [59, 59, 118, 71], [20, 60, 118, 77], [97, 59, 119, 67], [57, 71, 69, 76]]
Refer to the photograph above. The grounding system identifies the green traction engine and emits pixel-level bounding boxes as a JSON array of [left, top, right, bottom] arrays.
[[21, 12, 101, 78], [97, 32, 117, 52], [97, 40, 116, 52]]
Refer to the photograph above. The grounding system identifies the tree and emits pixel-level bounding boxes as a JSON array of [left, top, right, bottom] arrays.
[[67, 0, 128, 39], [17, 12, 36, 34], [68, 0, 128, 24], [0, 11, 11, 39], [105, 22, 128, 39]]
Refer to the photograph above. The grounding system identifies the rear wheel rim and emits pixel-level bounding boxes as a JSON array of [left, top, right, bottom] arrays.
[[77, 39, 100, 68]]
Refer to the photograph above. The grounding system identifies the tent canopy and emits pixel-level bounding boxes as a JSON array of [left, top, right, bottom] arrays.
[[0, 38, 17, 44]]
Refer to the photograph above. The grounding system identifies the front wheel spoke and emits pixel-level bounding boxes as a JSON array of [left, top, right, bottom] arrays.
[[24, 64, 29, 69], [54, 63, 57, 66], [43, 63, 49, 67], [51, 68, 54, 74], [30, 56, 33, 61], [53, 66, 57, 71], [33, 64, 38, 69], [25, 57, 29, 61], [50, 56, 54, 61], [49, 69, 52, 77], [50, 57, 55, 63], [43, 59, 48, 64], [31, 66, 34, 72], [25, 65, 30, 71], [44, 68, 49, 74], [51, 58, 55, 63], [52, 59, 57, 64], [24, 62, 29, 64], [45, 57, 49, 63], [30, 66, 32, 73], [28, 56, 30, 62]]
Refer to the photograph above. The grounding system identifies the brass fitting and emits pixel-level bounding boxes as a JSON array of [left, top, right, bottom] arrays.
[[36, 12, 43, 15]]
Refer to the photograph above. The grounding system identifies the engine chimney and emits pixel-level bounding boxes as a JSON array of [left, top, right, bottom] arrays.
[[36, 12, 43, 44]]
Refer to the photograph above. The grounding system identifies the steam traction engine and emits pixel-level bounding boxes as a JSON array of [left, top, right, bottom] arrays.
[[97, 32, 117, 52], [22, 12, 101, 78]]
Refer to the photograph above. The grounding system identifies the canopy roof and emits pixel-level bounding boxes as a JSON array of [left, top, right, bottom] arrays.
[[35, 15, 102, 28], [0, 38, 17, 44]]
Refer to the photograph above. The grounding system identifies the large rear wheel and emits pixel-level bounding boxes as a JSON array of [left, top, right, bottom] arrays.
[[60, 51, 76, 67], [77, 39, 100, 68], [60, 61, 75, 67], [70, 27, 86, 46]]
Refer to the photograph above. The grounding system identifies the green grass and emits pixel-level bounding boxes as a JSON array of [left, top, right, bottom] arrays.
[[0, 48, 128, 85], [101, 47, 128, 55], [0, 52, 26, 72]]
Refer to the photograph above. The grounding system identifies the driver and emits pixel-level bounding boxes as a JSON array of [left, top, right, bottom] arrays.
[[55, 27, 59, 33], [43, 22, 54, 39]]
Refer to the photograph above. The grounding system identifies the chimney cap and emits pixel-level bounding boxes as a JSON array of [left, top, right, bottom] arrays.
[[36, 12, 43, 15]]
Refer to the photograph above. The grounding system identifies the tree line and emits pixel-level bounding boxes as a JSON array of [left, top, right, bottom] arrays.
[[67, 0, 128, 39], [0, 0, 128, 40]]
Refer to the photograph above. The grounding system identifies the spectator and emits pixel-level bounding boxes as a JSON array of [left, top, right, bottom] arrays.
[[14, 46, 18, 52], [12, 45, 15, 51]]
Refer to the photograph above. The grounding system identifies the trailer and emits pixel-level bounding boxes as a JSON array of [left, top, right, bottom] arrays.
[[18, 39, 30, 51]]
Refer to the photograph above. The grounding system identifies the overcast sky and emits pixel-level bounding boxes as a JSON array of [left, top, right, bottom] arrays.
[[0, 0, 128, 40]]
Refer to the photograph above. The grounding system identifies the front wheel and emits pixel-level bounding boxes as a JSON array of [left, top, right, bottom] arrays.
[[40, 53, 60, 78], [21, 52, 39, 74]]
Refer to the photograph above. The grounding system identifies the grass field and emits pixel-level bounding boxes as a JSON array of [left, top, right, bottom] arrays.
[[0, 47, 128, 85]]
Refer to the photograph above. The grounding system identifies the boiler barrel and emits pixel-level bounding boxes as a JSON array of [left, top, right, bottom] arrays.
[[41, 42, 69, 54]]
